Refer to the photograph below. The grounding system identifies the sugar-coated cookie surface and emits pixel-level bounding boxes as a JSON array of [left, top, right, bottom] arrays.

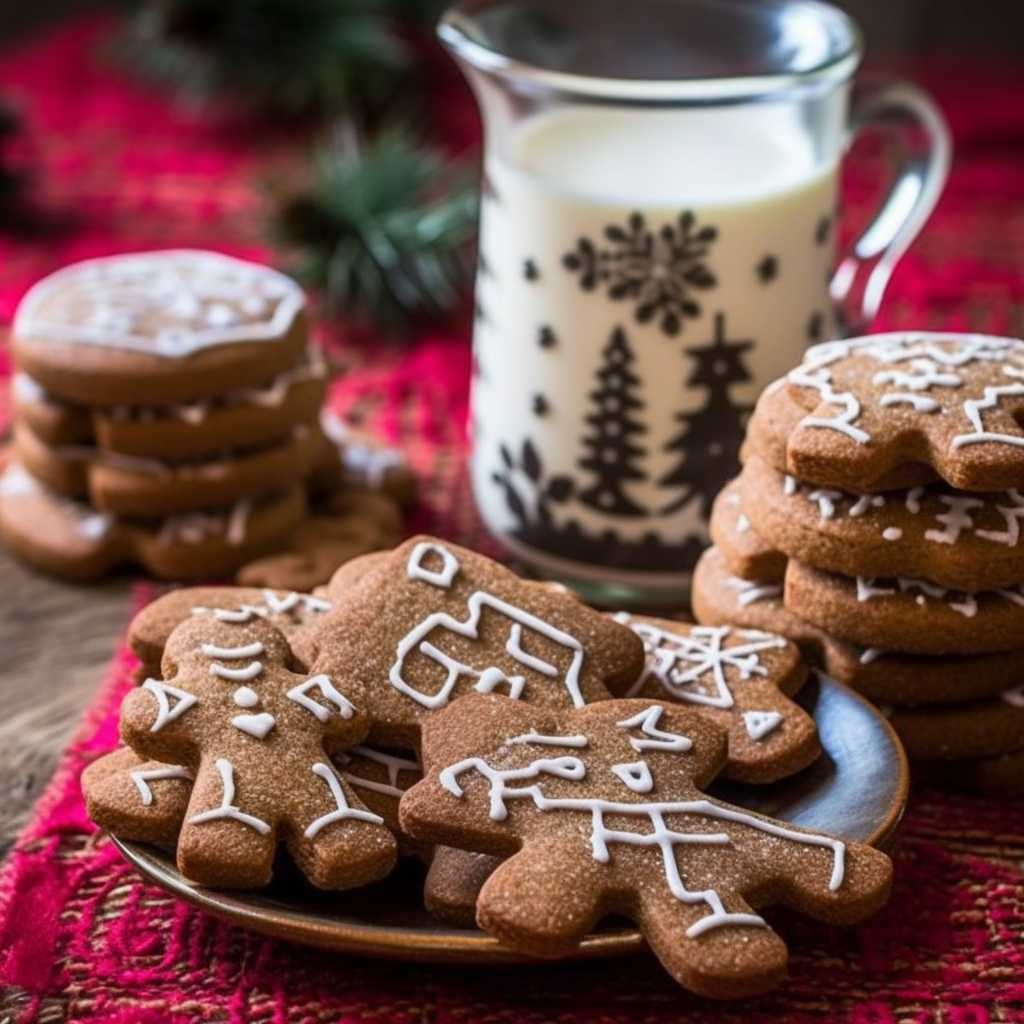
[[691, 545, 1024, 706], [119, 615, 397, 889], [746, 333, 1024, 491], [13, 250, 309, 405], [740, 455, 1024, 592], [400, 693, 892, 999], [309, 536, 646, 748], [610, 613, 819, 783]]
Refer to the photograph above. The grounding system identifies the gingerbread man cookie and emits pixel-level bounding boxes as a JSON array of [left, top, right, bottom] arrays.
[[612, 613, 819, 783], [120, 615, 397, 888], [746, 333, 1024, 491], [309, 536, 645, 748], [400, 693, 892, 998]]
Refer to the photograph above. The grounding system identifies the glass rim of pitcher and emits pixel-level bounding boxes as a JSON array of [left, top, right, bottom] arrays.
[[438, 0, 863, 107]]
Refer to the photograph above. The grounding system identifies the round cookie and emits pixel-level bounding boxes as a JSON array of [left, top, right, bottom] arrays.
[[14, 419, 325, 517], [709, 477, 787, 583], [745, 332, 1024, 491], [611, 612, 819, 784], [12, 250, 309, 406], [691, 545, 1024, 706], [886, 685, 1024, 760], [785, 559, 1024, 656], [13, 350, 327, 460], [0, 458, 306, 582], [740, 455, 1024, 593]]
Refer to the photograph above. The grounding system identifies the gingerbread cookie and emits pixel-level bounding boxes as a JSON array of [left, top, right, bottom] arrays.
[[611, 613, 819, 783], [130, 585, 333, 678], [317, 412, 418, 506], [400, 693, 892, 998], [12, 250, 309, 406], [13, 350, 327, 461], [309, 536, 645, 748], [885, 684, 1024, 760], [785, 560, 1024, 655], [119, 615, 397, 888], [14, 418, 325, 517], [236, 489, 403, 593], [83, 747, 193, 845], [739, 455, 1024, 593], [745, 333, 1024, 491], [423, 846, 503, 928], [941, 749, 1024, 796], [691, 546, 1024, 706], [709, 478, 787, 583], [0, 458, 306, 582]]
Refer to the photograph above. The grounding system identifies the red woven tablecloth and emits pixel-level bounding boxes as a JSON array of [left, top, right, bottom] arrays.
[[0, 18, 1022, 1024]]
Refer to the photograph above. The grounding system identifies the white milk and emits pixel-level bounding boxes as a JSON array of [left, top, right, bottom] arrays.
[[471, 105, 838, 591]]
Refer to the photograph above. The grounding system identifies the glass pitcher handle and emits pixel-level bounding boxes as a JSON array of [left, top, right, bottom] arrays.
[[831, 78, 952, 336]]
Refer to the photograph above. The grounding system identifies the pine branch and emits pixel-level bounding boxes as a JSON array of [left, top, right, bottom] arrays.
[[112, 0, 413, 119], [272, 123, 479, 336]]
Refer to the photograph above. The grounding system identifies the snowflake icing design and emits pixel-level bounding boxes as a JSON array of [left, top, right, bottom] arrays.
[[562, 212, 718, 337]]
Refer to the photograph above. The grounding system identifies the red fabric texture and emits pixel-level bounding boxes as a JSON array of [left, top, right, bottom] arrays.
[[0, 17, 1022, 1023]]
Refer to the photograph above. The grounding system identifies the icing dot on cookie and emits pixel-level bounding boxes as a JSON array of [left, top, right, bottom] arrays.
[[233, 686, 259, 707], [882, 528, 903, 541]]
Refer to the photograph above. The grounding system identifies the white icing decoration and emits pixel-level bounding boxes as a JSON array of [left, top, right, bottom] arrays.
[[407, 541, 460, 589], [142, 678, 198, 732], [14, 251, 305, 359], [209, 661, 262, 681], [976, 489, 1024, 545], [440, 757, 848, 936], [617, 705, 693, 753], [287, 674, 355, 721], [882, 527, 903, 541], [859, 648, 885, 664], [1002, 685, 1024, 708], [338, 746, 420, 800], [615, 617, 785, 710], [924, 495, 983, 544], [871, 358, 963, 391], [190, 758, 271, 834], [951, 367, 1024, 450], [201, 641, 264, 659], [230, 712, 276, 739], [905, 487, 924, 514], [12, 372, 47, 403], [391, 592, 586, 710], [157, 500, 251, 547], [130, 765, 194, 806], [612, 760, 654, 793], [783, 475, 798, 496], [855, 577, 980, 618], [505, 623, 559, 677], [726, 577, 782, 608], [878, 393, 941, 412], [0, 463, 40, 497], [743, 710, 783, 741], [506, 731, 588, 748], [304, 763, 385, 839], [808, 488, 842, 520], [0, 462, 115, 539], [737, 514, 750, 533], [233, 687, 259, 707]]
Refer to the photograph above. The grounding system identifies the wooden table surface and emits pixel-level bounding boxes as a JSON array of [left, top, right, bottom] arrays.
[[0, 546, 133, 856]]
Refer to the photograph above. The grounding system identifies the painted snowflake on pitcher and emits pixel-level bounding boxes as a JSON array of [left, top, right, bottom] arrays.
[[562, 211, 718, 336]]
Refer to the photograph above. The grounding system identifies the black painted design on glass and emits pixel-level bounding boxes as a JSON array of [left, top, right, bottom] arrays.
[[577, 326, 648, 517], [538, 325, 557, 349], [523, 259, 539, 282], [532, 394, 550, 417], [807, 311, 824, 342], [660, 312, 753, 521], [815, 216, 832, 246], [756, 255, 778, 284], [491, 440, 705, 575], [478, 251, 494, 279], [562, 211, 718, 336], [474, 298, 488, 324]]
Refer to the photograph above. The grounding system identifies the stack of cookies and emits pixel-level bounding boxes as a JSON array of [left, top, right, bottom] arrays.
[[693, 332, 1024, 795], [0, 250, 409, 584], [83, 535, 893, 999]]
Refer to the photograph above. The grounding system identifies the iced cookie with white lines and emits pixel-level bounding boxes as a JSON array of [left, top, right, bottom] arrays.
[[0, 457, 305, 582], [12, 250, 309, 406], [691, 546, 1024, 706], [610, 613, 818, 783], [309, 536, 645, 749], [83, 747, 193, 845], [740, 455, 1024, 592], [745, 332, 1024, 491], [119, 615, 397, 889], [399, 693, 892, 999]]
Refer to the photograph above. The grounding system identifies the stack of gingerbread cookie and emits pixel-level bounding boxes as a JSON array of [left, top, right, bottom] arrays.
[[82, 535, 892, 999], [0, 250, 409, 583], [693, 332, 1024, 795]]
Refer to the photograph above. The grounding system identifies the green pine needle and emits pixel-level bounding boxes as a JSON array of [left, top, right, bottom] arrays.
[[272, 124, 479, 335], [114, 0, 413, 118]]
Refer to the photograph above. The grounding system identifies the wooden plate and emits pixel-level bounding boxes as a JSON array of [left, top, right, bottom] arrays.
[[112, 673, 909, 963]]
